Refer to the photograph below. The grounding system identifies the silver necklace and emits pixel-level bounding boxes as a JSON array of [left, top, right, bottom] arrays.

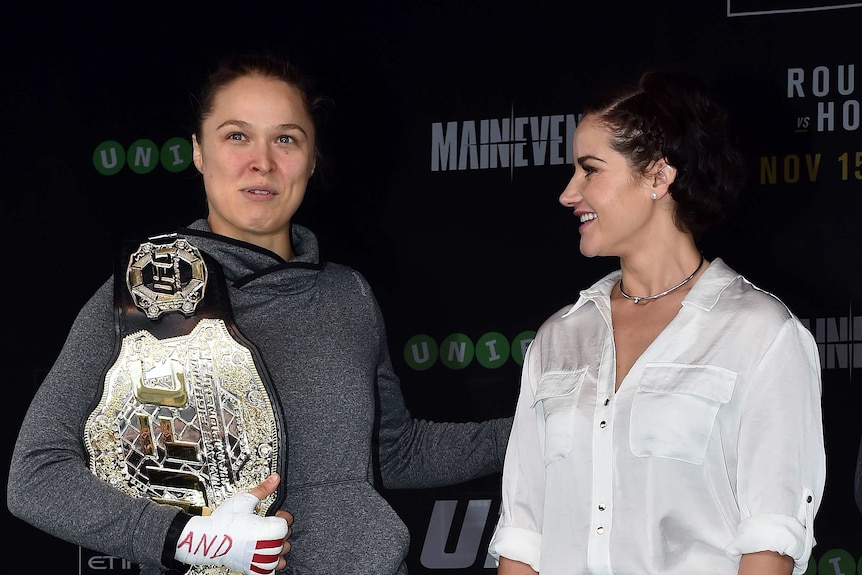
[[618, 255, 705, 304]]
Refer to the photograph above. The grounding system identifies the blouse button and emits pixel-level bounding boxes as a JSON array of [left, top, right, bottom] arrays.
[[599, 421, 607, 428], [597, 526, 605, 535], [598, 503, 606, 511], [604, 398, 610, 406], [807, 495, 813, 503]]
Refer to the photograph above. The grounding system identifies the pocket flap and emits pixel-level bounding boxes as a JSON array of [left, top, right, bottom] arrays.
[[638, 363, 736, 404], [533, 368, 588, 406]]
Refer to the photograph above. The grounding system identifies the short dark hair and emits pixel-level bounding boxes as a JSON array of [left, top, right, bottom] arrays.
[[583, 70, 746, 238]]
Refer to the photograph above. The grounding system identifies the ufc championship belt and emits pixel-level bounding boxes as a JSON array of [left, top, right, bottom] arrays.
[[84, 233, 287, 575]]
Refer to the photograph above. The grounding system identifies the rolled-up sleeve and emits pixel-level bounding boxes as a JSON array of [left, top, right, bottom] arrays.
[[488, 342, 545, 572], [724, 318, 825, 575]]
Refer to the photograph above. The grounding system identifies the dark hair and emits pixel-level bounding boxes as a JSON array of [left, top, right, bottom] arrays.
[[583, 70, 746, 238], [192, 51, 331, 176]]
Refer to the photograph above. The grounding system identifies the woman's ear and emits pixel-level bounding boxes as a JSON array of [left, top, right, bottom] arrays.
[[192, 134, 204, 173], [652, 159, 677, 190]]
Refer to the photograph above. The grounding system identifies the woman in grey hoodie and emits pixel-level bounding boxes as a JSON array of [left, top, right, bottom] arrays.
[[7, 51, 511, 575]]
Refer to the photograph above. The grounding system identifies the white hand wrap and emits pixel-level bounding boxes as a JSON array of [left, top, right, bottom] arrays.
[[174, 492, 287, 575]]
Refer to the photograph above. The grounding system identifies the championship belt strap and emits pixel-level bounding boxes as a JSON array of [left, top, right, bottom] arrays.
[[84, 234, 287, 575]]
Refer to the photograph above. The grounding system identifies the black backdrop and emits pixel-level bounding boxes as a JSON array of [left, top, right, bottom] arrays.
[[3, 1, 860, 573]]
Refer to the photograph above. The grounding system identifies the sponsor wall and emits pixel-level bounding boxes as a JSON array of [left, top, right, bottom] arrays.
[[2, 1, 860, 573]]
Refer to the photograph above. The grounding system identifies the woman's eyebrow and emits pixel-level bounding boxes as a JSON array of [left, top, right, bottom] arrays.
[[577, 154, 606, 165], [215, 119, 308, 137]]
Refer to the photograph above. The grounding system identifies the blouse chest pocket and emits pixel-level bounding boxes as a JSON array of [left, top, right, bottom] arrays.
[[533, 368, 587, 465], [629, 363, 736, 465]]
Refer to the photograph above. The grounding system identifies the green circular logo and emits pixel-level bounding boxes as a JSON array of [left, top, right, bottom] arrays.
[[439, 333, 474, 370], [476, 332, 510, 369], [511, 330, 536, 366], [127, 139, 160, 174], [161, 137, 193, 173], [818, 549, 856, 574], [404, 334, 438, 371], [93, 140, 126, 176]]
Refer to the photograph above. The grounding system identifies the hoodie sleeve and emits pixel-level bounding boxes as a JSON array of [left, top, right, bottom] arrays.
[[362, 284, 512, 490], [7, 279, 183, 570]]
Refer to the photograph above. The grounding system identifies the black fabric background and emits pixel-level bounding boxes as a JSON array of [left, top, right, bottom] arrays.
[[3, 1, 860, 573]]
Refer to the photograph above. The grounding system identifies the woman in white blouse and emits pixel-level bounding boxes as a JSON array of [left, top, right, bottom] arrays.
[[489, 70, 825, 575]]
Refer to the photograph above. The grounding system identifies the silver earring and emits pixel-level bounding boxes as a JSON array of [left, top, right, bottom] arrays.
[[651, 192, 658, 200]]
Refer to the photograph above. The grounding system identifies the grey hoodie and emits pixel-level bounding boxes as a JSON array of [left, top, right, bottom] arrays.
[[8, 219, 512, 575]]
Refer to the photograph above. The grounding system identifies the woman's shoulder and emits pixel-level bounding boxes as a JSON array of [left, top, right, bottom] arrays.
[[711, 264, 806, 338], [319, 261, 375, 297]]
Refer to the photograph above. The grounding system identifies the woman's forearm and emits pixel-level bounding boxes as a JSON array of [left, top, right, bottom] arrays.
[[497, 556, 539, 575], [737, 551, 794, 575]]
